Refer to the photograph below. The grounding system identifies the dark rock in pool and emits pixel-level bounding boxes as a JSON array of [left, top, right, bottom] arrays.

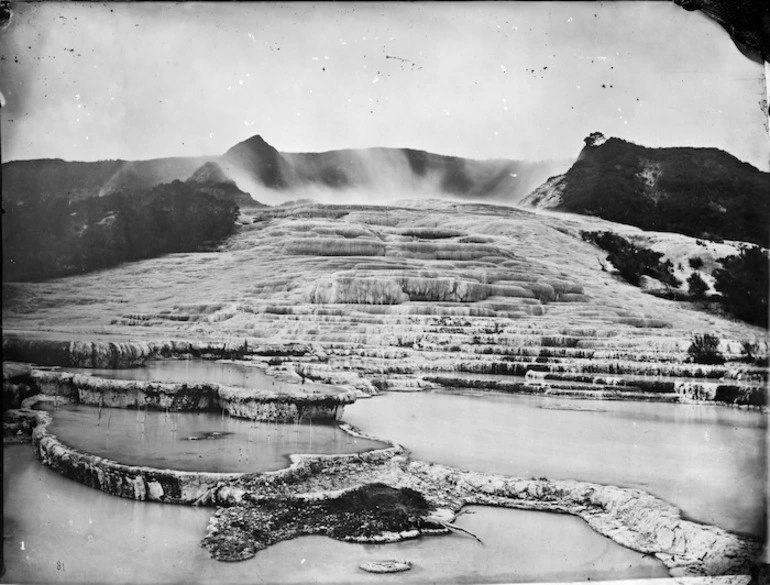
[[359, 560, 412, 574], [185, 431, 233, 441], [202, 483, 440, 562]]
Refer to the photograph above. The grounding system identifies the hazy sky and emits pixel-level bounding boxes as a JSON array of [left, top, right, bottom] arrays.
[[1, 1, 767, 169]]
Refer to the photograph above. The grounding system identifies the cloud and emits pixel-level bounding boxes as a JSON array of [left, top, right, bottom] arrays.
[[1, 2, 766, 170]]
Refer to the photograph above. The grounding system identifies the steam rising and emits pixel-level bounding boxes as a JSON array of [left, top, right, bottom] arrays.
[[215, 139, 568, 207], [91, 137, 569, 208]]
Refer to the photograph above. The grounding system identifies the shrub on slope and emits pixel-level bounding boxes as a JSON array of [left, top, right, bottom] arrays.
[[687, 333, 725, 365], [581, 231, 680, 287], [582, 230, 769, 328]]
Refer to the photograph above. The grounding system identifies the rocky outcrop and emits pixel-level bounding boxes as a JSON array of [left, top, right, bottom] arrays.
[[3, 362, 38, 409], [217, 384, 352, 422], [292, 363, 379, 395], [675, 380, 766, 406], [359, 560, 412, 574], [3, 407, 48, 443], [521, 174, 567, 208], [1, 338, 315, 369], [3, 338, 155, 368]]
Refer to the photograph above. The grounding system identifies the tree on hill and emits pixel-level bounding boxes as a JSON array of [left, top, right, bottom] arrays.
[[583, 132, 607, 147], [687, 272, 708, 300], [713, 246, 769, 327]]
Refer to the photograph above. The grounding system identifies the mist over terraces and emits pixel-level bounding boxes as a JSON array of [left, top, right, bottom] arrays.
[[1, 133, 569, 208]]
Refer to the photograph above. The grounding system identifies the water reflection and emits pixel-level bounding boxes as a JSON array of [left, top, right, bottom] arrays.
[[3, 445, 668, 584], [38, 404, 386, 473], [344, 390, 766, 537]]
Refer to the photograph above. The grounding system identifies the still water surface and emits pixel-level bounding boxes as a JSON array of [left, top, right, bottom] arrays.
[[44, 359, 768, 535], [61, 359, 276, 386], [5, 358, 763, 582], [3, 445, 668, 583], [345, 390, 766, 537], [37, 403, 386, 473]]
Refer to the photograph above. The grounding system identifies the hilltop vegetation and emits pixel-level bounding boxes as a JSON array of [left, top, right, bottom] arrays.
[[3, 180, 239, 281]]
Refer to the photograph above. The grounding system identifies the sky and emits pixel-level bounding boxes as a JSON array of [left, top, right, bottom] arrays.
[[1, 1, 768, 169]]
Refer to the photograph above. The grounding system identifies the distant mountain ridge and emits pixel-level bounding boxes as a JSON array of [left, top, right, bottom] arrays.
[[2, 135, 569, 206], [522, 134, 770, 246]]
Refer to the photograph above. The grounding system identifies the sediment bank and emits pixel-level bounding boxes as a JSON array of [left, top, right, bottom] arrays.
[[5, 368, 355, 422], [3, 332, 766, 408], [1, 337, 314, 369], [424, 373, 767, 408]]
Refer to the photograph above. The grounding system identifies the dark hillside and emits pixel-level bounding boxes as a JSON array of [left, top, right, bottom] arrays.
[[3, 180, 239, 281], [2, 156, 213, 204], [524, 135, 770, 246], [1, 159, 125, 202]]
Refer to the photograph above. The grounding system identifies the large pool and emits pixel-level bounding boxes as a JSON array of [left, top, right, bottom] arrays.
[[37, 403, 386, 473], [3, 444, 668, 583], [5, 362, 764, 582], [344, 390, 767, 537]]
